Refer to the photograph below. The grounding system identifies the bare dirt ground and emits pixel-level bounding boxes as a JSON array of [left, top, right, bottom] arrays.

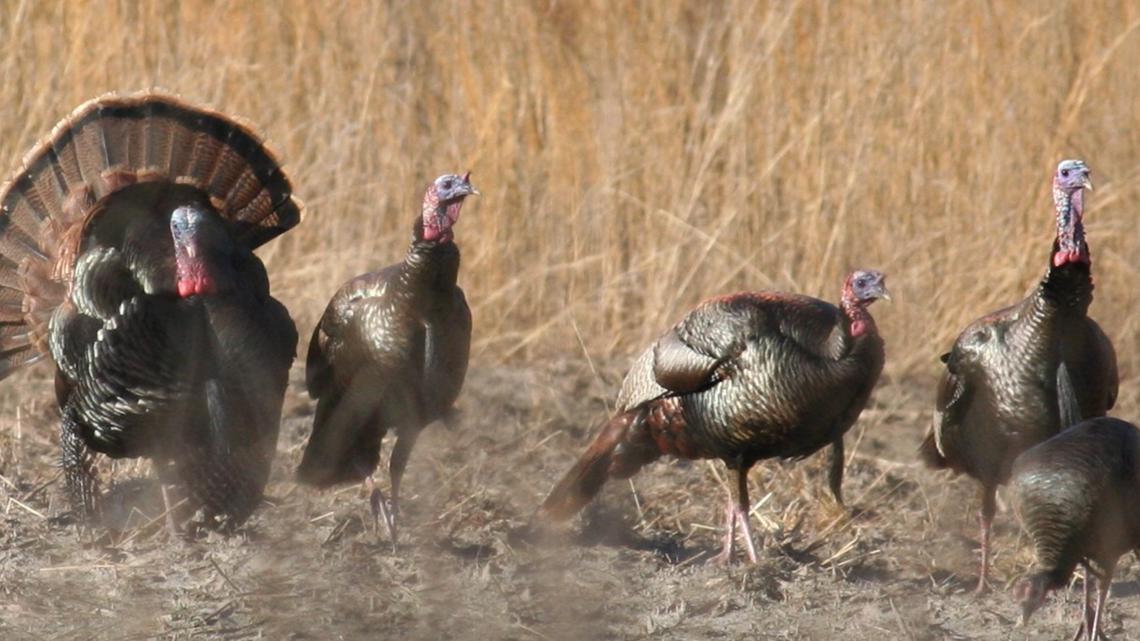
[[1, 359, 1137, 640]]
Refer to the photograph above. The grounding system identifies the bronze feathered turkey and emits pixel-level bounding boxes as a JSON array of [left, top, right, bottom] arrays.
[[540, 270, 889, 563], [0, 92, 300, 529], [920, 159, 1117, 591], [1011, 417, 1140, 641], [296, 173, 476, 546]]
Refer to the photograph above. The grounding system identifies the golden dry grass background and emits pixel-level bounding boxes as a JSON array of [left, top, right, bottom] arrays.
[[1, 0, 1138, 403]]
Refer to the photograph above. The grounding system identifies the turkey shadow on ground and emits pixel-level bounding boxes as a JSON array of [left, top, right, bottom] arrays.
[[578, 506, 719, 565], [98, 477, 169, 530], [513, 504, 717, 566], [920, 568, 985, 594], [93, 477, 234, 540], [1105, 578, 1140, 598]]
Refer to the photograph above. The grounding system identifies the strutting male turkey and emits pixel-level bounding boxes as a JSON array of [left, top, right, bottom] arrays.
[[920, 160, 1117, 591], [296, 173, 476, 547], [0, 92, 300, 530], [1011, 417, 1140, 641], [540, 270, 889, 563]]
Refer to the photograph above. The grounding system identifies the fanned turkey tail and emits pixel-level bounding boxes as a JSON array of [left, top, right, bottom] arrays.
[[539, 408, 660, 522], [0, 90, 302, 380]]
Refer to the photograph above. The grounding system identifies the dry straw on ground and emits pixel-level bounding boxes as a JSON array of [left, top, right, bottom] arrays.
[[1, 1, 1138, 389], [1, 4, 1139, 639]]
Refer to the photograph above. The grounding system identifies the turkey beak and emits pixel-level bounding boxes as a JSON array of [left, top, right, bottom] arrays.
[[185, 244, 197, 259], [1081, 174, 1093, 191], [877, 283, 892, 302], [462, 171, 479, 196]]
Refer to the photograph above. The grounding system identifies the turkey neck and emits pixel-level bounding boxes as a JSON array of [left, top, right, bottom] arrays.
[[399, 219, 461, 301], [838, 301, 885, 388], [1012, 181, 1093, 344], [1015, 252, 1094, 349], [839, 296, 880, 354], [1037, 181, 1093, 318]]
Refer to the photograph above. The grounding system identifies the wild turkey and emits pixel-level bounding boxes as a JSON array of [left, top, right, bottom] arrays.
[[296, 173, 476, 546], [920, 160, 1117, 591], [0, 92, 300, 529], [1011, 417, 1140, 640], [540, 270, 889, 563]]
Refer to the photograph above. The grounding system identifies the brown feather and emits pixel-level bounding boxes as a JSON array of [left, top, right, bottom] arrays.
[[539, 411, 641, 522], [0, 90, 303, 381]]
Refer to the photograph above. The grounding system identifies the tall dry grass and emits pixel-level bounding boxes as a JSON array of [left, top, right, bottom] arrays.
[[1, 1, 1138, 405]]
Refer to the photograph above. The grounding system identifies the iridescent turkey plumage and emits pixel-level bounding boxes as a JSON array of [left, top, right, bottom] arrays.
[[541, 270, 889, 562], [920, 160, 1117, 590], [1011, 417, 1140, 640], [0, 92, 300, 529], [297, 173, 475, 547]]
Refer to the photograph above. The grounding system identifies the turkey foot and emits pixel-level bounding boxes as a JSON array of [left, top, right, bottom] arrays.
[[711, 502, 759, 564], [365, 476, 398, 551]]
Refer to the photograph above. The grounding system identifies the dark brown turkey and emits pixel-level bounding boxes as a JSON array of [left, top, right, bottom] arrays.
[[921, 160, 1117, 591], [296, 173, 476, 546], [1011, 417, 1140, 641], [540, 270, 889, 563], [0, 92, 300, 529]]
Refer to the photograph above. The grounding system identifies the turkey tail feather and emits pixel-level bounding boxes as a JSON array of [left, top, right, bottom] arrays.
[[539, 411, 641, 522], [296, 376, 383, 488], [0, 90, 303, 380], [919, 430, 949, 470], [1056, 361, 1082, 431]]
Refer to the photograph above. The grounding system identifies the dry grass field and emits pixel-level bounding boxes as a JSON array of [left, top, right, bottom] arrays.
[[1, 1, 1139, 639]]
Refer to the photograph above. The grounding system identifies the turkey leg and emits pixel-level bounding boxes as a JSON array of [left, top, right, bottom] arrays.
[[711, 464, 759, 564], [1070, 566, 1094, 641], [386, 428, 421, 551], [975, 486, 997, 594], [1087, 564, 1113, 641], [828, 434, 845, 505]]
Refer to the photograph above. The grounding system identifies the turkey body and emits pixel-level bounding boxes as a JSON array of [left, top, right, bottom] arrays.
[[926, 260, 1117, 488], [298, 229, 471, 488], [1012, 417, 1140, 639], [922, 253, 1117, 589], [541, 271, 888, 561], [0, 93, 301, 528], [616, 292, 883, 471], [296, 172, 477, 546], [50, 185, 297, 525], [921, 160, 1116, 589]]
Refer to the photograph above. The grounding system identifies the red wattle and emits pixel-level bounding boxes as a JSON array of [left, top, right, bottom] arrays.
[[1052, 250, 1087, 268], [177, 278, 216, 298], [850, 319, 867, 337]]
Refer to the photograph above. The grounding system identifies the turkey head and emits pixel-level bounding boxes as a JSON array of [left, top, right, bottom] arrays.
[[421, 172, 478, 242]]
